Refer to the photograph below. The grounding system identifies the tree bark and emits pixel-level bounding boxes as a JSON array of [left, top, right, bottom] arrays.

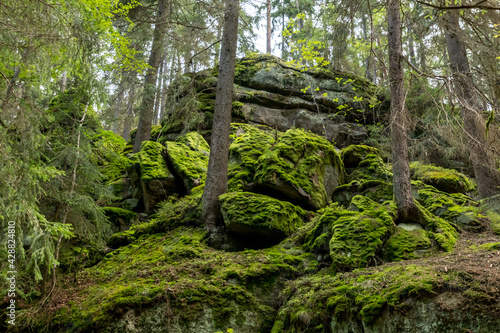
[[153, 60, 164, 126], [266, 0, 272, 54], [132, 0, 169, 153], [201, 0, 239, 232], [361, 13, 373, 82], [443, 10, 500, 198], [388, 0, 418, 222], [122, 87, 136, 141]]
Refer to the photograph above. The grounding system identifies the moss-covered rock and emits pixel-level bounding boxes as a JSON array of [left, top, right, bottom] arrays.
[[227, 123, 276, 192], [381, 227, 432, 262], [128, 141, 178, 214], [90, 130, 131, 183], [329, 196, 395, 270], [106, 177, 133, 200], [272, 260, 500, 332], [415, 201, 459, 252], [227, 124, 345, 210], [219, 192, 309, 245], [40, 227, 318, 333], [164, 132, 210, 193], [341, 145, 392, 182], [417, 187, 485, 232], [332, 180, 393, 206], [102, 207, 137, 233], [252, 127, 345, 210], [479, 195, 500, 235], [160, 54, 384, 147], [410, 162, 475, 194], [303, 196, 395, 269]]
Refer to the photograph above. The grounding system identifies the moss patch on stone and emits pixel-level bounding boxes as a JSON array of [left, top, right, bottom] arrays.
[[341, 145, 391, 183], [272, 261, 489, 332], [91, 130, 130, 183], [227, 123, 276, 192], [410, 162, 475, 194], [175, 131, 210, 154], [108, 191, 203, 248], [219, 192, 309, 244], [417, 187, 484, 232], [46, 227, 318, 332], [165, 132, 209, 192], [303, 196, 395, 269], [382, 227, 432, 262], [253, 127, 345, 210], [415, 201, 458, 252], [329, 196, 395, 270], [130, 141, 171, 181]]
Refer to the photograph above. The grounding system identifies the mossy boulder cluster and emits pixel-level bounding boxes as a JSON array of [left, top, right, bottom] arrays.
[[25, 56, 500, 333]]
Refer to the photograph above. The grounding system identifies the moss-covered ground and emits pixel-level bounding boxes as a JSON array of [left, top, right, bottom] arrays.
[[32, 227, 319, 332]]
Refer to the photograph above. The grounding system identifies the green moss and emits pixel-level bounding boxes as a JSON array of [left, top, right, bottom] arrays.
[[341, 145, 380, 168], [332, 180, 394, 207], [227, 123, 276, 191], [382, 227, 431, 262], [219, 192, 309, 241], [109, 192, 203, 248], [273, 264, 456, 330], [410, 162, 475, 194], [479, 195, 500, 235], [90, 130, 130, 183], [150, 124, 162, 141], [231, 101, 245, 118], [341, 145, 391, 182], [329, 195, 395, 270], [175, 131, 210, 154], [102, 207, 136, 225], [418, 187, 484, 232], [47, 227, 318, 332], [253, 127, 345, 210], [415, 201, 458, 252], [165, 133, 209, 191], [130, 141, 171, 181], [477, 242, 500, 251]]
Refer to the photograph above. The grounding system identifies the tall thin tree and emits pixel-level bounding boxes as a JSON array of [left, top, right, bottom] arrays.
[[133, 0, 169, 153], [201, 0, 240, 233], [443, 10, 500, 198], [388, 0, 418, 221]]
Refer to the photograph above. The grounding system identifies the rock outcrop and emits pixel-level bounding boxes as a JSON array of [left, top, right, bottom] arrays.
[[159, 54, 385, 148]]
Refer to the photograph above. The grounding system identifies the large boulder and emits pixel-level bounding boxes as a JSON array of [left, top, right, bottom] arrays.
[[128, 141, 178, 214], [161, 54, 385, 147], [228, 124, 345, 210], [410, 161, 475, 194], [164, 132, 210, 193], [219, 192, 309, 246]]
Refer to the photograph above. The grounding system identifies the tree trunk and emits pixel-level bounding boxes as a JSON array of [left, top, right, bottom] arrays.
[[443, 10, 500, 198], [132, 0, 169, 153], [201, 0, 239, 233], [214, 23, 222, 67], [266, 0, 271, 54], [153, 60, 164, 126], [387, 0, 418, 222], [361, 13, 373, 82], [112, 88, 124, 134], [123, 87, 136, 141]]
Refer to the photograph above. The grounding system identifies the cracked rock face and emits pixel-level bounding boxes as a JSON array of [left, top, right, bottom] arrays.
[[160, 54, 385, 148]]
